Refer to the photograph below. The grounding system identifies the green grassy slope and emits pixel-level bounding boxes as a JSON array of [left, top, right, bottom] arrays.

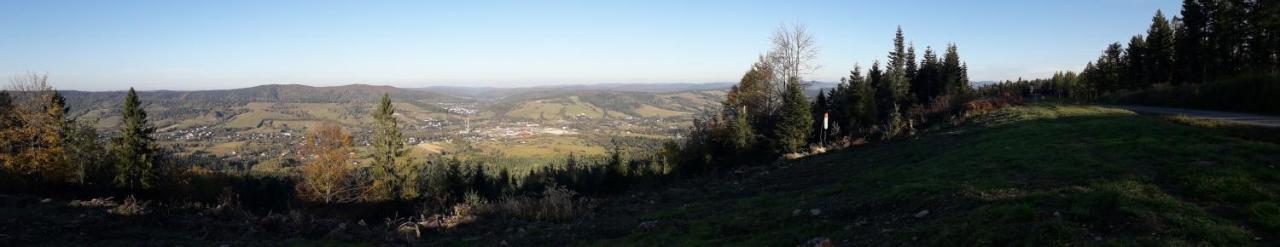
[[590, 104, 1279, 246]]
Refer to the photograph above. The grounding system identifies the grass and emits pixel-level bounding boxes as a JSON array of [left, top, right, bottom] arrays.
[[593, 103, 1280, 246]]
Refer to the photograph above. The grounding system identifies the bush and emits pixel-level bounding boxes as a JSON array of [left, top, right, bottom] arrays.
[[1117, 72, 1280, 115]]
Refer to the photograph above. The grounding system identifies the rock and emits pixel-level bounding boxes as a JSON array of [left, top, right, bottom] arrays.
[[914, 210, 930, 218], [809, 208, 821, 216], [40, 198, 52, 203], [792, 209, 802, 216], [636, 220, 660, 231], [805, 237, 832, 247]]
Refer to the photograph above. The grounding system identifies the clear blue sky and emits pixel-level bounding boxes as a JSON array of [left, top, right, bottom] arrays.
[[1, 0, 1182, 91]]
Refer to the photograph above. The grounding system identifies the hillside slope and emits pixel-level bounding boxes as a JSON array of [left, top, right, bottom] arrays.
[[434, 104, 1280, 246]]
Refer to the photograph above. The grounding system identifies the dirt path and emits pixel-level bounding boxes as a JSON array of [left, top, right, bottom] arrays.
[[1110, 105, 1280, 127]]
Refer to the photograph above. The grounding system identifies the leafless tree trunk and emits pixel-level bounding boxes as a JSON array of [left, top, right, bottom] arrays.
[[765, 23, 820, 114]]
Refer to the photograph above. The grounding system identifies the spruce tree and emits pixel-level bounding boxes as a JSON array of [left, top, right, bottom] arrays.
[[1175, 0, 1209, 84], [886, 27, 911, 106], [905, 43, 918, 83], [111, 88, 157, 189], [371, 93, 412, 200], [725, 107, 755, 153], [848, 65, 877, 133], [1145, 10, 1175, 85], [772, 78, 812, 154], [1124, 35, 1148, 89], [941, 44, 966, 96], [914, 47, 940, 103], [870, 61, 893, 121]]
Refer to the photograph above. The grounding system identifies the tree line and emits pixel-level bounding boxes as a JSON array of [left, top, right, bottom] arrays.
[[663, 25, 973, 172], [983, 1, 1279, 114], [0, 75, 672, 213]]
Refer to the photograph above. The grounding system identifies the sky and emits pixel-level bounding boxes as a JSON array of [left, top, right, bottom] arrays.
[[0, 0, 1184, 91]]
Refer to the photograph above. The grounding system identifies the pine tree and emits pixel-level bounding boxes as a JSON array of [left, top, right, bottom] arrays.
[[111, 88, 157, 189], [1175, 0, 1210, 84], [1145, 10, 1175, 85], [772, 78, 812, 154], [1208, 0, 1245, 77], [1125, 35, 1148, 89]]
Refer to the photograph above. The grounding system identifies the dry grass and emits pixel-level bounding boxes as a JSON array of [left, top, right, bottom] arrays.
[[471, 185, 591, 222], [107, 196, 150, 216]]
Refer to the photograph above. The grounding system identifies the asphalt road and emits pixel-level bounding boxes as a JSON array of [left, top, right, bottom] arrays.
[[1110, 105, 1280, 128]]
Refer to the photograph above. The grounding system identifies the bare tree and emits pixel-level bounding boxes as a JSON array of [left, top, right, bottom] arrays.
[[7, 72, 54, 111], [765, 23, 821, 113]]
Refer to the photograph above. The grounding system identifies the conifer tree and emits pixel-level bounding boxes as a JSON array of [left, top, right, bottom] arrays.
[[905, 43, 918, 83], [370, 93, 414, 200], [725, 105, 756, 152], [811, 89, 828, 141], [111, 88, 157, 189], [1145, 10, 1175, 85], [1175, 0, 1210, 84], [847, 65, 877, 134], [772, 78, 812, 154], [941, 44, 967, 95], [870, 61, 893, 121], [886, 27, 911, 106], [1124, 35, 1148, 89]]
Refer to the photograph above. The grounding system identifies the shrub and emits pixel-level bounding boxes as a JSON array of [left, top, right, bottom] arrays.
[[1117, 72, 1280, 115]]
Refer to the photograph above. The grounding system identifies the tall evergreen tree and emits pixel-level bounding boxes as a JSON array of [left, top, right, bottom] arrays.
[[912, 47, 940, 103], [370, 93, 413, 200], [840, 64, 876, 136], [905, 43, 918, 83], [772, 78, 812, 154], [1175, 0, 1210, 84], [1125, 35, 1148, 90], [1208, 0, 1245, 77], [1145, 10, 1175, 85], [941, 44, 966, 96], [886, 27, 911, 106], [111, 88, 157, 189], [870, 61, 893, 121]]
